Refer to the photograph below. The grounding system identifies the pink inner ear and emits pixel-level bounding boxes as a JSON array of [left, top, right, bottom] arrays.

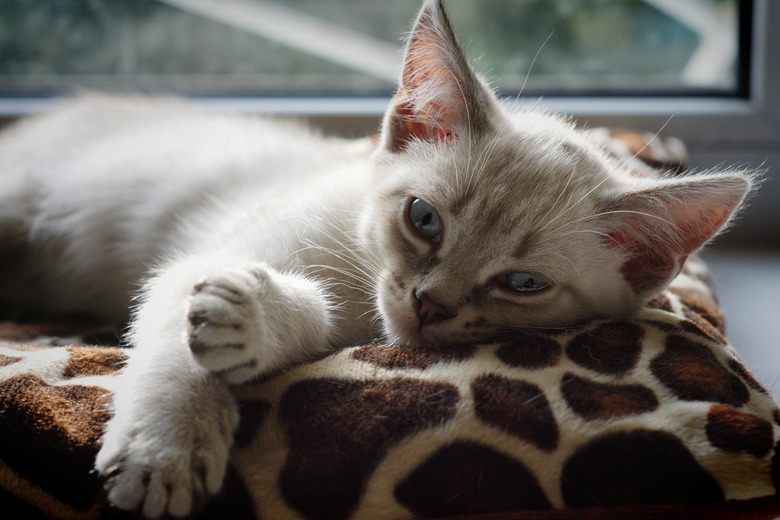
[[396, 100, 457, 144], [387, 4, 469, 149], [602, 184, 742, 295]]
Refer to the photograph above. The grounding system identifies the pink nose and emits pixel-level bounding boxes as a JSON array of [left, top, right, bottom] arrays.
[[415, 290, 455, 327]]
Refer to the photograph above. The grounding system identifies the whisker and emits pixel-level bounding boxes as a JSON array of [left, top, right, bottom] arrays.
[[306, 258, 377, 288], [616, 115, 674, 173], [300, 212, 392, 274], [557, 229, 614, 240], [314, 276, 373, 297], [531, 164, 578, 241], [465, 134, 502, 195], [287, 213, 387, 280], [357, 307, 380, 322], [518, 30, 555, 98], [547, 251, 580, 280], [536, 173, 614, 234], [547, 209, 673, 239]]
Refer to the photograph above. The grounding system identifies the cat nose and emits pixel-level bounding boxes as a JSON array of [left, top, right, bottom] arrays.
[[414, 290, 455, 327]]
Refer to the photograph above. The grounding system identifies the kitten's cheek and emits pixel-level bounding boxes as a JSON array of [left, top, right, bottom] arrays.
[[375, 283, 420, 347], [374, 284, 398, 337]]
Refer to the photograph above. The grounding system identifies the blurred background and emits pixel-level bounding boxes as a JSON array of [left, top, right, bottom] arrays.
[[0, 0, 778, 399], [0, 0, 741, 96]]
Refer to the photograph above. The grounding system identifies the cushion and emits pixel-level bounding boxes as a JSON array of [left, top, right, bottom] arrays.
[[1, 256, 779, 520]]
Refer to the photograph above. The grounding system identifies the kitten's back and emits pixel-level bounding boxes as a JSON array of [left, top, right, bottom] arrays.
[[0, 94, 373, 322]]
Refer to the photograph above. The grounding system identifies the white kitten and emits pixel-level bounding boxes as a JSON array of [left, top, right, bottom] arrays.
[[0, 1, 751, 517]]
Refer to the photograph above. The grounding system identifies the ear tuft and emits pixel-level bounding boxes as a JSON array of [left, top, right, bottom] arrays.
[[602, 173, 751, 296], [381, 0, 487, 151]]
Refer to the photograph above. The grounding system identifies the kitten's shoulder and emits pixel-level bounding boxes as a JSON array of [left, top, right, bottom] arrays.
[[15, 93, 316, 136]]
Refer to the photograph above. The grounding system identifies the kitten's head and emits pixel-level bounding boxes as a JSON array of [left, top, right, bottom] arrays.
[[360, 0, 752, 348]]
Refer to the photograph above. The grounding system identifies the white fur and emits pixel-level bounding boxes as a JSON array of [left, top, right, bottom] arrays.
[[0, 1, 752, 517], [0, 94, 385, 516]]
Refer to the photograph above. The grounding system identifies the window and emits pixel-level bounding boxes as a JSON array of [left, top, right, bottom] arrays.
[[0, 0, 744, 99]]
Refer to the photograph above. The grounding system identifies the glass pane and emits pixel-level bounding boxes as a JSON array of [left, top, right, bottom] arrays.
[[0, 0, 742, 98]]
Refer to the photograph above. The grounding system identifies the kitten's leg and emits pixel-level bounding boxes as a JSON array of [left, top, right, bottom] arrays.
[[95, 259, 333, 518], [97, 346, 238, 519]]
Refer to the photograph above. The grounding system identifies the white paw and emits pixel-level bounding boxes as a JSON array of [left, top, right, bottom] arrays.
[[95, 378, 238, 518], [187, 264, 276, 384]]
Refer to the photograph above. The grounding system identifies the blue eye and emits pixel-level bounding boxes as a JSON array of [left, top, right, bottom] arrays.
[[503, 272, 551, 293], [408, 198, 442, 241]]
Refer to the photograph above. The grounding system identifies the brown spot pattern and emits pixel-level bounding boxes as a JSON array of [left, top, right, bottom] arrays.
[[562, 430, 724, 507], [645, 293, 673, 312], [706, 405, 774, 457], [351, 343, 475, 370], [650, 334, 749, 407], [472, 374, 558, 451], [63, 347, 127, 378], [395, 442, 552, 516], [561, 373, 659, 421], [234, 400, 272, 448], [496, 333, 561, 369], [192, 465, 259, 520], [566, 323, 643, 375], [646, 320, 678, 335], [774, 441, 780, 494], [681, 307, 727, 345], [0, 375, 111, 510], [537, 327, 577, 336], [671, 287, 725, 333], [728, 358, 770, 395], [279, 377, 459, 520], [0, 354, 22, 367]]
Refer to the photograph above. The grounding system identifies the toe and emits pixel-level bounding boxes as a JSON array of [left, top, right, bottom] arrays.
[[141, 473, 169, 519], [200, 448, 229, 495], [105, 464, 147, 512], [168, 480, 193, 518]]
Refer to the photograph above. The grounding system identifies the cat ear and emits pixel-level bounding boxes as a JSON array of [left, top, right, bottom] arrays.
[[602, 173, 751, 295], [380, 0, 490, 151]]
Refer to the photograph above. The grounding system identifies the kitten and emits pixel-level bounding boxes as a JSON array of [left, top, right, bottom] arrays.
[[0, 0, 752, 517]]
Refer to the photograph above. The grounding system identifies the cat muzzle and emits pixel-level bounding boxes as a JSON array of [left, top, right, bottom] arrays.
[[414, 290, 456, 328]]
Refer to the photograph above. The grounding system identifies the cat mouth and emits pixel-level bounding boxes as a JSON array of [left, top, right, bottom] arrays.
[[386, 317, 461, 350], [378, 286, 462, 348], [381, 315, 429, 349]]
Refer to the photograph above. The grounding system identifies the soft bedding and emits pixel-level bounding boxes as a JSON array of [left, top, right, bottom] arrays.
[[1, 256, 779, 519]]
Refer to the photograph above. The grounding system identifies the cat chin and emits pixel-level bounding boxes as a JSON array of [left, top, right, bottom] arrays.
[[383, 320, 461, 350], [386, 327, 428, 350], [376, 291, 469, 349]]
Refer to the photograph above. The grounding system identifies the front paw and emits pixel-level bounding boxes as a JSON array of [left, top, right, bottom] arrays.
[[187, 262, 333, 385], [187, 264, 276, 384], [95, 379, 238, 518]]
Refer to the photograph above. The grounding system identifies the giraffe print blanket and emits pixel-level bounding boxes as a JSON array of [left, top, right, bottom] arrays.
[[1, 256, 779, 520]]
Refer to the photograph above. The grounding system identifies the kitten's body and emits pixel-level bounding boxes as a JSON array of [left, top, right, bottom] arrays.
[[0, 1, 752, 518], [0, 97, 375, 338]]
